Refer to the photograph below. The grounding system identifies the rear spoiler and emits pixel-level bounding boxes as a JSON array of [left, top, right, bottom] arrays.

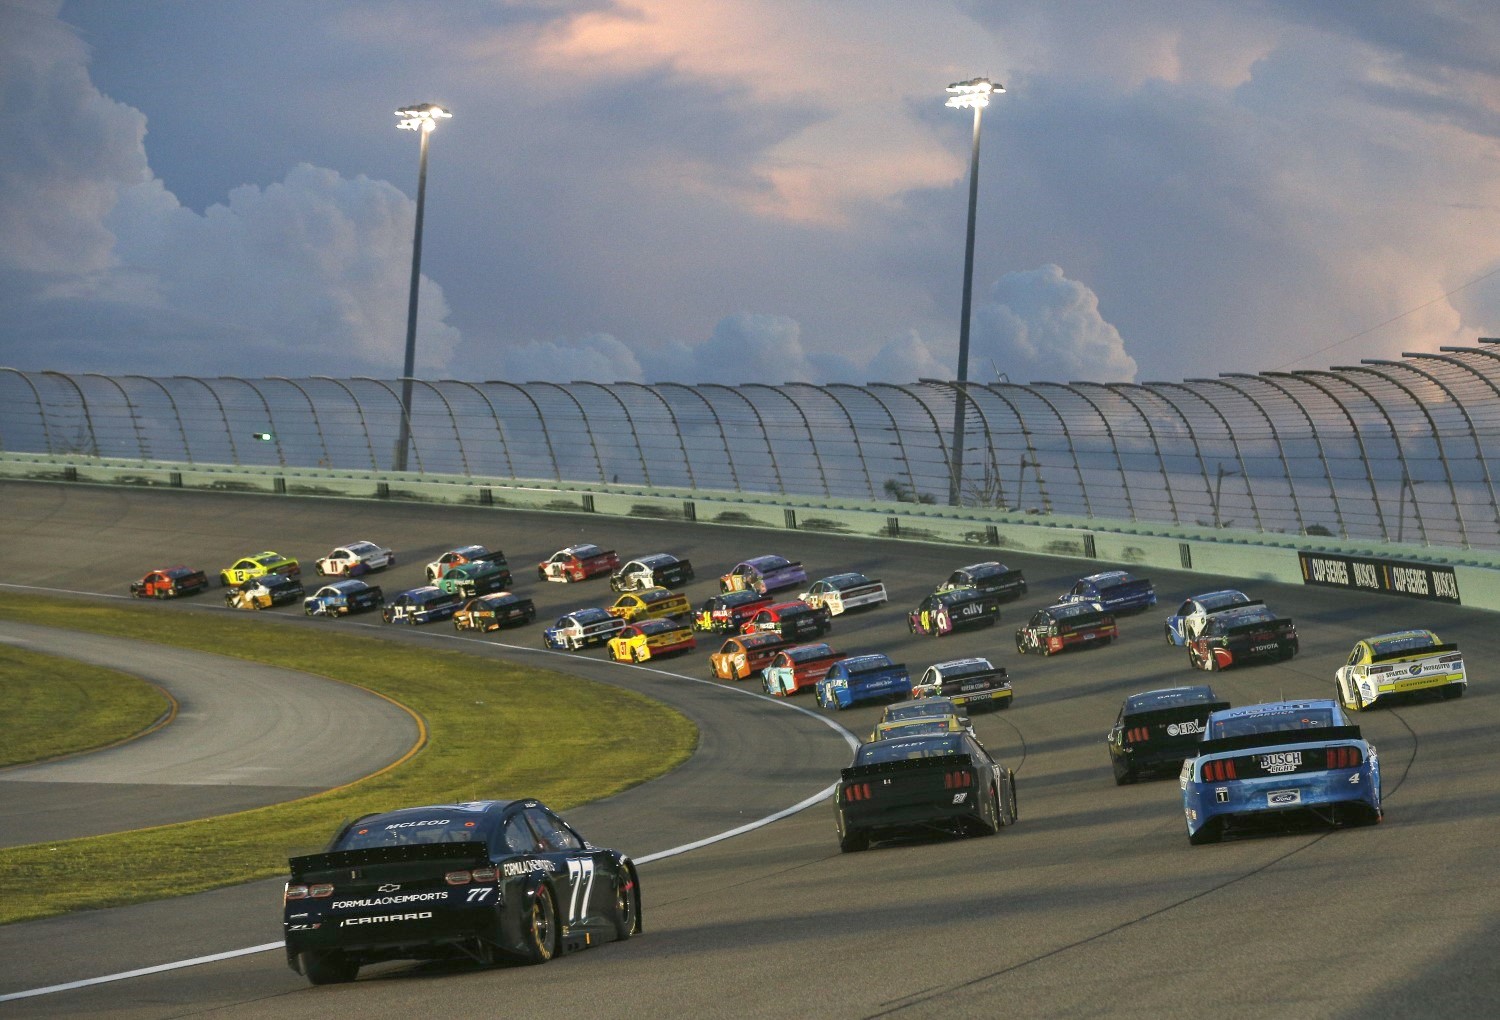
[[1197, 725, 1364, 756], [1126, 701, 1230, 728], [1057, 611, 1112, 629], [845, 662, 908, 679], [842, 751, 970, 782], [1222, 617, 1294, 637], [289, 840, 489, 878], [1369, 643, 1458, 665]]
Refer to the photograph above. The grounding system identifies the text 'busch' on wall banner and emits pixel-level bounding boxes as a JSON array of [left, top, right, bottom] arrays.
[[1298, 552, 1461, 604]]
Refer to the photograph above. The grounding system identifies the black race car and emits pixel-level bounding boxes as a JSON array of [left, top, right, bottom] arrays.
[[936, 561, 1027, 603], [283, 799, 640, 984], [1186, 603, 1299, 671], [834, 732, 1017, 852], [1106, 685, 1230, 784]]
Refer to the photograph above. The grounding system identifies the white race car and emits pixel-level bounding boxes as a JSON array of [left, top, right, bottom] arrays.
[[316, 540, 395, 577]]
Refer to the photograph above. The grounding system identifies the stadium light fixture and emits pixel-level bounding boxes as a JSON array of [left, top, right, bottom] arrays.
[[392, 103, 452, 472], [944, 77, 1003, 507]]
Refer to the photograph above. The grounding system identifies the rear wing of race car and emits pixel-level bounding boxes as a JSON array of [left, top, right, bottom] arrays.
[[289, 840, 489, 881], [841, 751, 970, 783], [1056, 609, 1113, 632], [1196, 725, 1364, 757], [1368, 643, 1459, 665]]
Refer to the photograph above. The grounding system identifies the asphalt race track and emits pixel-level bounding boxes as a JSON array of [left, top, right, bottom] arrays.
[[0, 620, 421, 847], [0, 481, 1496, 1018]]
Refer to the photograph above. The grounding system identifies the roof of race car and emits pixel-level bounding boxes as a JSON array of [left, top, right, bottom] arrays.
[[956, 561, 1010, 577], [1188, 589, 1250, 610], [760, 600, 817, 616], [316, 579, 373, 594], [250, 551, 292, 565], [739, 555, 792, 571], [628, 553, 680, 569], [471, 592, 526, 606], [1123, 685, 1219, 713], [628, 618, 690, 635], [445, 545, 490, 557], [1041, 600, 1104, 620], [1081, 570, 1132, 586], [337, 800, 522, 845], [707, 590, 766, 608], [161, 565, 202, 578], [559, 607, 615, 625], [1365, 629, 1440, 654], [396, 585, 455, 603], [877, 717, 963, 737], [1209, 603, 1279, 626], [254, 573, 300, 588], [854, 733, 964, 764], [774, 642, 837, 663], [883, 697, 963, 721], [1211, 699, 1337, 720], [930, 586, 986, 605], [447, 558, 504, 576], [724, 631, 788, 649], [928, 656, 995, 677], [813, 572, 873, 589], [564, 544, 604, 558], [834, 653, 894, 670]]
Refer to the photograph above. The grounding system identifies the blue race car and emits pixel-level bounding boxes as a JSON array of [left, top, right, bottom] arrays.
[[1163, 589, 1252, 645], [815, 653, 912, 710], [382, 585, 464, 625], [1180, 699, 1381, 845], [1059, 570, 1157, 614], [303, 579, 384, 617]]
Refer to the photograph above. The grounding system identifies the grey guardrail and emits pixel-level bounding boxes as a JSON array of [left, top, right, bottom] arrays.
[[5, 451, 1498, 611]]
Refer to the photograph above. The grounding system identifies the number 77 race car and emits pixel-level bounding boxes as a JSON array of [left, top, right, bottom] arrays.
[[283, 799, 639, 984]]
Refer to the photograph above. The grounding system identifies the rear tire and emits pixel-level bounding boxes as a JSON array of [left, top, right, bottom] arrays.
[[302, 949, 358, 985], [839, 826, 868, 853], [521, 885, 560, 964]]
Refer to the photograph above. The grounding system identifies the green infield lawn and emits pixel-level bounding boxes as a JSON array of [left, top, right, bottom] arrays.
[[0, 645, 173, 767], [0, 595, 697, 925]]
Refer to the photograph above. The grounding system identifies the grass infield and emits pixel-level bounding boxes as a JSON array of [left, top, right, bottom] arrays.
[[0, 595, 697, 926], [0, 645, 173, 767]]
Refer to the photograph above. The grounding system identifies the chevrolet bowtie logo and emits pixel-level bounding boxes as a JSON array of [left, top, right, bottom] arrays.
[[378, 884, 401, 892]]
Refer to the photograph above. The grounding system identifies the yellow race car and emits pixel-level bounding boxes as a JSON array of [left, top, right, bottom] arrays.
[[609, 618, 698, 663], [607, 586, 691, 624], [219, 550, 300, 587]]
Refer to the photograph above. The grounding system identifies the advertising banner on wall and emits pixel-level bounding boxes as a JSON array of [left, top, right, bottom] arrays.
[[1298, 551, 1461, 604]]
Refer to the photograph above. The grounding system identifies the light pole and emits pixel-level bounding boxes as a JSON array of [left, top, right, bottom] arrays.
[[393, 102, 452, 472], [944, 77, 1003, 506]]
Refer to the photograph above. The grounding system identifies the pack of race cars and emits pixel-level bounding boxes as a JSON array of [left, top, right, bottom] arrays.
[[131, 533, 1469, 965]]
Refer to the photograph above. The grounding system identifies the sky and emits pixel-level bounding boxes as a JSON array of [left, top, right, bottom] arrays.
[[1, 0, 1498, 387]]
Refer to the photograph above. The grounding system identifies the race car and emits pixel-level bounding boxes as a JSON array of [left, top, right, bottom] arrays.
[[224, 572, 304, 610], [741, 600, 833, 642], [908, 587, 1001, 637], [303, 580, 384, 617], [693, 590, 773, 633], [1186, 603, 1298, 671], [543, 608, 626, 651], [1058, 570, 1156, 614], [537, 544, 619, 583], [608, 618, 697, 663], [815, 653, 912, 710], [383, 586, 464, 625], [609, 553, 694, 593], [1334, 630, 1466, 710], [911, 657, 1012, 712], [453, 593, 536, 632], [707, 632, 790, 681], [437, 560, 512, 599], [1107, 685, 1229, 785], [316, 540, 395, 577], [798, 572, 888, 616], [607, 586, 691, 624], [875, 696, 972, 736], [1015, 602, 1118, 656], [283, 798, 639, 984], [835, 731, 1017, 852], [936, 561, 1027, 603], [219, 550, 300, 587], [870, 715, 968, 742], [131, 565, 210, 599], [720, 555, 807, 596], [1180, 699, 1381, 845], [425, 545, 508, 583], [762, 642, 842, 697], [1163, 589, 1253, 645]]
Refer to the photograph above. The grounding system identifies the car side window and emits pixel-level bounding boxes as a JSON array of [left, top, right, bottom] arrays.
[[1347, 646, 1363, 667], [501, 814, 541, 854], [525, 808, 582, 852]]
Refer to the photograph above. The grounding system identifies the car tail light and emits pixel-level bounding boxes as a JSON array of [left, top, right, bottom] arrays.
[[285, 883, 333, 902], [1326, 746, 1363, 769], [1366, 664, 1393, 675], [1125, 726, 1150, 743], [1439, 653, 1462, 664], [469, 867, 498, 883], [445, 870, 473, 885], [844, 782, 872, 802], [1202, 759, 1238, 782], [943, 770, 972, 789]]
